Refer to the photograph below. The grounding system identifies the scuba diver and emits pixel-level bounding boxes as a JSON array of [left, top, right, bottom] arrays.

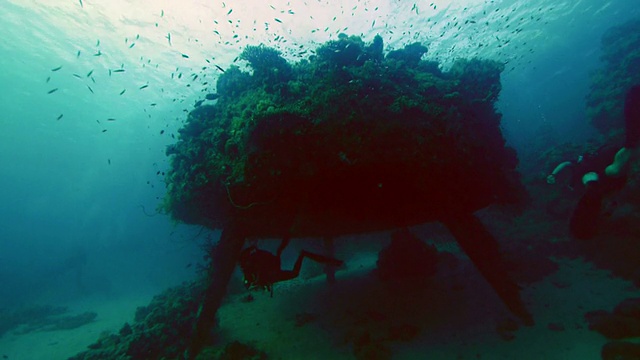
[[238, 239, 343, 296], [547, 85, 640, 239]]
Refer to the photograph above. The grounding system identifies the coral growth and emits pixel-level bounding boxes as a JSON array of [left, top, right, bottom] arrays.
[[162, 35, 524, 233], [70, 281, 204, 360], [586, 19, 640, 134], [69, 279, 269, 360]]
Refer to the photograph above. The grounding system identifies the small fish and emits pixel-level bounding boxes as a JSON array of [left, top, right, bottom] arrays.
[[107, 118, 116, 121], [56, 114, 63, 120], [51, 65, 63, 72], [205, 93, 219, 100], [87, 85, 94, 93], [135, 34, 140, 40], [94, 50, 102, 56], [274, 18, 282, 23], [112, 69, 125, 73], [47, 88, 59, 94], [139, 84, 149, 89], [76, 50, 81, 58], [161, 9, 164, 17], [73, 73, 82, 79], [129, 43, 135, 49], [166, 33, 172, 46], [215, 65, 225, 73], [227, 9, 232, 15], [86, 69, 93, 77], [181, 53, 189, 58], [119, 89, 126, 95], [90, 76, 96, 83], [160, 130, 165, 134], [108, 159, 111, 165], [150, 103, 157, 106], [46, 76, 51, 83], [194, 100, 204, 107], [79, 0, 83, 8], [96, 39, 100, 46], [102, 129, 107, 133]]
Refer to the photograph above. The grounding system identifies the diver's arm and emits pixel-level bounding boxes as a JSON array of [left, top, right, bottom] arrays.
[[547, 161, 574, 184], [605, 147, 638, 177]]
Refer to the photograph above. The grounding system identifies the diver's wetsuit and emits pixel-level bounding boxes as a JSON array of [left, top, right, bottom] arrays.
[[569, 146, 627, 239], [570, 85, 640, 239], [565, 145, 621, 190]]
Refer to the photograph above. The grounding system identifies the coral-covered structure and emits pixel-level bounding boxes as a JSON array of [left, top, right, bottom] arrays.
[[163, 34, 522, 231], [586, 19, 640, 134], [162, 34, 531, 358]]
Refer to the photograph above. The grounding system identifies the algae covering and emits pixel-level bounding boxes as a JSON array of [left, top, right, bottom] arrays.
[[163, 34, 523, 234], [587, 18, 640, 134]]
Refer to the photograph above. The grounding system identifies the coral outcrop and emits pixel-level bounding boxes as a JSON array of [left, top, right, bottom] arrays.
[[162, 34, 524, 233], [586, 18, 640, 134]]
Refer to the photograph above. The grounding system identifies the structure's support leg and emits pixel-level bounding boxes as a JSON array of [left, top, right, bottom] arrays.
[[184, 224, 246, 359], [443, 213, 534, 326], [323, 237, 337, 284]]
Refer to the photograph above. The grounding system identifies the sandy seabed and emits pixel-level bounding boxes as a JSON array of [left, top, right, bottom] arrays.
[[1, 250, 638, 360]]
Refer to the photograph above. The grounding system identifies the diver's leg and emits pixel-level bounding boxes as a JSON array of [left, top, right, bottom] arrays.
[[570, 186, 604, 240], [279, 250, 343, 281], [184, 223, 246, 360], [300, 250, 343, 268], [443, 213, 534, 326], [571, 175, 627, 240]]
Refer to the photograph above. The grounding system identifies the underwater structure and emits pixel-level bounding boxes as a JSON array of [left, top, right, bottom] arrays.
[[161, 34, 532, 358]]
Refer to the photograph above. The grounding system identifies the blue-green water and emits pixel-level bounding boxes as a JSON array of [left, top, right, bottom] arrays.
[[1, 1, 639, 359]]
